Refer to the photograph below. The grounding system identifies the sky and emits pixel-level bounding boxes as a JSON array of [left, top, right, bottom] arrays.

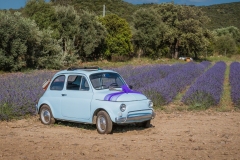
[[0, 0, 50, 9], [0, 0, 239, 9], [125, 0, 240, 6]]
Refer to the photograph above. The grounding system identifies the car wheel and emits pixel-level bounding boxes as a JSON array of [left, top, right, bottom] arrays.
[[40, 105, 55, 125], [96, 111, 113, 134]]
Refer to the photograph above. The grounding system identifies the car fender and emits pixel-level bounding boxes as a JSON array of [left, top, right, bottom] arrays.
[[91, 100, 122, 123], [38, 100, 58, 119]]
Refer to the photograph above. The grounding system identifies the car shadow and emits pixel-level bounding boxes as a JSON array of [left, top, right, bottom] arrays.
[[50, 119, 154, 133], [112, 123, 155, 133], [54, 120, 96, 131]]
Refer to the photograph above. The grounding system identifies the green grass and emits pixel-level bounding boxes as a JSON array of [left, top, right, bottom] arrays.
[[206, 55, 240, 64], [218, 64, 234, 111], [79, 57, 183, 69]]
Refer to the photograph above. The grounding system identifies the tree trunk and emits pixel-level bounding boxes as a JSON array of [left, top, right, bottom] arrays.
[[194, 51, 198, 59], [138, 48, 143, 59], [174, 40, 179, 59], [169, 45, 174, 59]]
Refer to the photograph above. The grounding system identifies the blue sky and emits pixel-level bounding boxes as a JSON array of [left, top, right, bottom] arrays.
[[0, 0, 239, 9], [0, 0, 50, 9], [125, 0, 240, 6]]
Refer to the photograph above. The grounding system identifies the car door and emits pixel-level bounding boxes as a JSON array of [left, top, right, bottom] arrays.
[[61, 75, 93, 120], [47, 75, 66, 118]]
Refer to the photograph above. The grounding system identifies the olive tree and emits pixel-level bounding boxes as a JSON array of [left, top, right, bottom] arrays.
[[0, 11, 62, 71], [23, 0, 56, 30], [133, 8, 166, 59], [77, 10, 107, 61], [0, 11, 34, 71], [134, 3, 211, 58], [213, 26, 240, 56], [175, 5, 211, 59], [100, 14, 133, 60], [149, 3, 212, 59]]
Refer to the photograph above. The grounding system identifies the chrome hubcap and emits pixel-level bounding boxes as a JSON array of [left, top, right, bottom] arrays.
[[98, 116, 106, 131], [41, 109, 50, 124]]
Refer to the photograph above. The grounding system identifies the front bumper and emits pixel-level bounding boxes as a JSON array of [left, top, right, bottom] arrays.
[[115, 111, 156, 123]]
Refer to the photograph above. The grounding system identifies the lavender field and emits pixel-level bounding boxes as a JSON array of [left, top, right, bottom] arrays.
[[0, 71, 55, 120], [0, 61, 239, 120], [230, 62, 240, 107], [182, 61, 226, 109]]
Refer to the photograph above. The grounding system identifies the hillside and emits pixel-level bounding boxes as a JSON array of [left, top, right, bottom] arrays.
[[2, 0, 240, 30], [51, 0, 137, 22], [51, 0, 240, 30], [200, 2, 240, 30]]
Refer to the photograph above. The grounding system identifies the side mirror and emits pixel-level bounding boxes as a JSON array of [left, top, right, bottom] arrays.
[[129, 85, 133, 89]]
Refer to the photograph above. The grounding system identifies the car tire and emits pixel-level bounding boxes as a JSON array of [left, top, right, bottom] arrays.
[[96, 111, 113, 134], [40, 105, 55, 125]]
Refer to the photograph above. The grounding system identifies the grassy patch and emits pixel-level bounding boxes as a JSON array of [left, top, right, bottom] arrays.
[[206, 55, 240, 64], [218, 64, 234, 111], [79, 57, 183, 69]]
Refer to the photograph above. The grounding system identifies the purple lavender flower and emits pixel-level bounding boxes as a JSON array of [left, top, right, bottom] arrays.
[[0, 71, 56, 120], [139, 61, 210, 105], [112, 63, 184, 90], [229, 62, 240, 108], [182, 61, 226, 108]]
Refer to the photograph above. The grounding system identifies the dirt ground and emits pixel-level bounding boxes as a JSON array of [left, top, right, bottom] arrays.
[[0, 110, 240, 160]]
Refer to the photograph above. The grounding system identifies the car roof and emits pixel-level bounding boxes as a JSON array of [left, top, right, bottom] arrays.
[[54, 67, 117, 77]]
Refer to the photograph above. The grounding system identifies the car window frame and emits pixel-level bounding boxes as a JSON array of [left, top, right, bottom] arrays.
[[50, 75, 65, 91], [66, 74, 90, 91], [89, 72, 125, 90]]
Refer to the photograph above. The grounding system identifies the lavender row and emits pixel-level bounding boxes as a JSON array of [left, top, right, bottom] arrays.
[[182, 61, 226, 108], [113, 63, 184, 89], [138, 61, 211, 105], [112, 65, 155, 80], [229, 62, 240, 108], [0, 71, 55, 120]]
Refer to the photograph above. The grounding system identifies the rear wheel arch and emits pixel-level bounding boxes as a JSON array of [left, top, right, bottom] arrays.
[[39, 103, 55, 116]]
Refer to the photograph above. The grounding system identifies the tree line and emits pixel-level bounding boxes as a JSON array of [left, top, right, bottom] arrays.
[[0, 0, 239, 71]]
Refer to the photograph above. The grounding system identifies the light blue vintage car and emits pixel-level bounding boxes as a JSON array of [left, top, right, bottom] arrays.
[[36, 67, 155, 134]]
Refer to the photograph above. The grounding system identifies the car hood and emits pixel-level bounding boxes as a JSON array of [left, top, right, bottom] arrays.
[[94, 85, 147, 102]]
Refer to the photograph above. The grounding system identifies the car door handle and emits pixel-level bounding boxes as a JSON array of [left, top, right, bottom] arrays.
[[62, 94, 67, 96]]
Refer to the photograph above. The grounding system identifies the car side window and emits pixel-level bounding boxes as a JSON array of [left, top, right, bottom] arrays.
[[67, 75, 81, 90], [50, 75, 65, 90], [80, 77, 89, 91], [67, 75, 89, 91]]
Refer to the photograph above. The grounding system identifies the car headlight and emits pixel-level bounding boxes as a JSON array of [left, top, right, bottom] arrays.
[[149, 101, 153, 108], [120, 104, 126, 112]]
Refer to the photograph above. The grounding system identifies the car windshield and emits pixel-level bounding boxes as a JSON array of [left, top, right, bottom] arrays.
[[90, 72, 125, 90]]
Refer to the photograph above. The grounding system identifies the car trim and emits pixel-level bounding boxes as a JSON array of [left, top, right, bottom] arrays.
[[115, 111, 155, 123]]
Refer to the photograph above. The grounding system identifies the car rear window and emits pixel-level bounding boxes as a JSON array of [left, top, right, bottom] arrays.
[[50, 75, 65, 90]]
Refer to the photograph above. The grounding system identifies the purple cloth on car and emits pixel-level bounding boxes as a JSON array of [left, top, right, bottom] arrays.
[[104, 85, 140, 101]]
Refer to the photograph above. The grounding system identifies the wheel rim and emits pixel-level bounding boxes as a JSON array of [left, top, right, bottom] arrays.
[[97, 115, 106, 132], [41, 109, 51, 124]]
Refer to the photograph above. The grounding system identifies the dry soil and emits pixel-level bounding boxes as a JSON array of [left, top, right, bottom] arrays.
[[0, 110, 240, 160]]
